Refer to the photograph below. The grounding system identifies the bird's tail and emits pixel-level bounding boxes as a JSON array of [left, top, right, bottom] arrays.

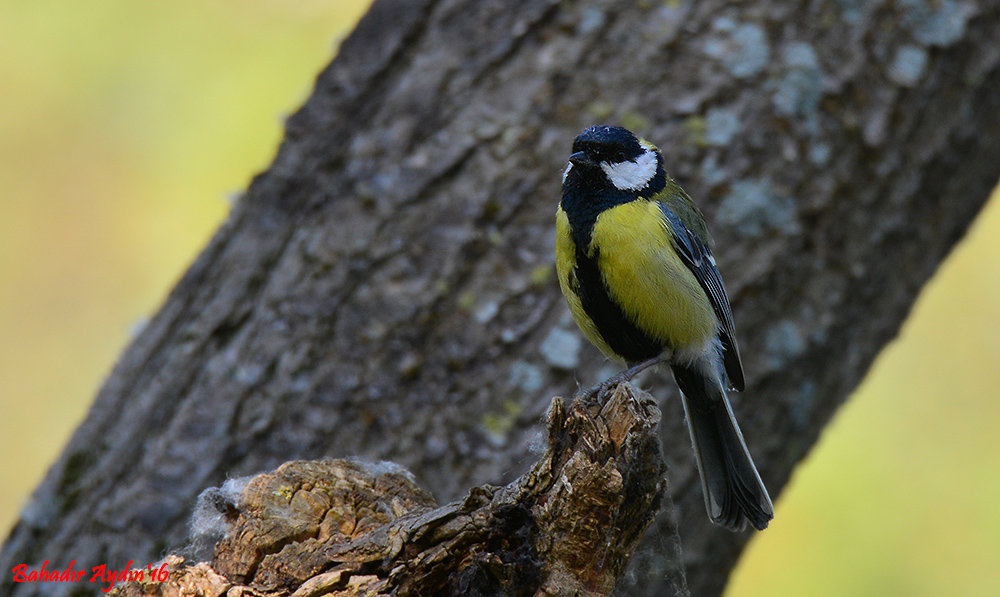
[[672, 363, 773, 531]]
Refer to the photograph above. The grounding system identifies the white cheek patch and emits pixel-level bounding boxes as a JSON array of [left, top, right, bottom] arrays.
[[562, 162, 573, 183], [600, 149, 658, 191]]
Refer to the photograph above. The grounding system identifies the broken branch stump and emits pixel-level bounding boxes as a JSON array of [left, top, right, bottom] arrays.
[[111, 383, 668, 596]]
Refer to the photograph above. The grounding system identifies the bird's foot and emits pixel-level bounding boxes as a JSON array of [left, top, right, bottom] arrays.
[[578, 356, 663, 403]]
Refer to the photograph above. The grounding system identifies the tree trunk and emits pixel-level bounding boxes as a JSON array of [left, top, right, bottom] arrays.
[[3, 0, 999, 595]]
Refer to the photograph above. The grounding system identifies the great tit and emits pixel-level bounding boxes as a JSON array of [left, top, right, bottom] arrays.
[[555, 125, 773, 531]]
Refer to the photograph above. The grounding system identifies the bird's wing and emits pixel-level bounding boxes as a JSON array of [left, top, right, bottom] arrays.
[[658, 203, 745, 391]]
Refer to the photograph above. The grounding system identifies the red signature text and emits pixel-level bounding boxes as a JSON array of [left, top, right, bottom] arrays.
[[12, 560, 170, 593]]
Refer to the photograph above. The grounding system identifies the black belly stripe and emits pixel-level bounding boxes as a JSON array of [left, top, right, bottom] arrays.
[[573, 245, 664, 364]]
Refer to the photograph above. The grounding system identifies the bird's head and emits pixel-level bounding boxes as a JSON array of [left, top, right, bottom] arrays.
[[563, 125, 662, 193]]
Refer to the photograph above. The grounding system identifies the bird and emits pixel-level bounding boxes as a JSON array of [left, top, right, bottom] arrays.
[[554, 125, 773, 531]]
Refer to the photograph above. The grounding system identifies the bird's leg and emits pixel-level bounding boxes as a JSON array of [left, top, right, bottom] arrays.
[[578, 355, 665, 403]]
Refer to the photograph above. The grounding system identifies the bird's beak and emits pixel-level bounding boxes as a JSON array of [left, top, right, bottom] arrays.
[[569, 151, 592, 167]]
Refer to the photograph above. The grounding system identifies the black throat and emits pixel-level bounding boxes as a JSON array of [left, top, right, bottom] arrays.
[[560, 166, 667, 365], [560, 157, 666, 251], [560, 173, 635, 251]]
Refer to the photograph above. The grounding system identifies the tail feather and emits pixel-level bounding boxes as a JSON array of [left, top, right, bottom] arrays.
[[673, 363, 773, 531]]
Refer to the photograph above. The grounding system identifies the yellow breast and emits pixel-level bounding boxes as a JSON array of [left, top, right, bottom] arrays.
[[555, 201, 717, 361]]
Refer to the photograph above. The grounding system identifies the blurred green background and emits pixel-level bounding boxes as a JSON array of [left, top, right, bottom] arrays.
[[2, 2, 999, 595]]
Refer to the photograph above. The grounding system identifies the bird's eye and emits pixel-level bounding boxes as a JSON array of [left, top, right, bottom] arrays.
[[615, 151, 626, 161]]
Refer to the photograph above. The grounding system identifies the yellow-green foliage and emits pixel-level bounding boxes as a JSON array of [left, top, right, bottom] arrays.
[[729, 191, 1000, 597], [0, 0, 372, 536]]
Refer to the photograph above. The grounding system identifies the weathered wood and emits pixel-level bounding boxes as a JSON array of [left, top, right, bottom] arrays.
[[111, 384, 671, 596]]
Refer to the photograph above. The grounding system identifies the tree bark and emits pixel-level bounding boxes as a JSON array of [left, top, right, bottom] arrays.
[[4, 0, 1000, 595]]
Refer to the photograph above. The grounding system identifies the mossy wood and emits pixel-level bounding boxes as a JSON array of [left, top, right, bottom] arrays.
[[110, 385, 670, 596]]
